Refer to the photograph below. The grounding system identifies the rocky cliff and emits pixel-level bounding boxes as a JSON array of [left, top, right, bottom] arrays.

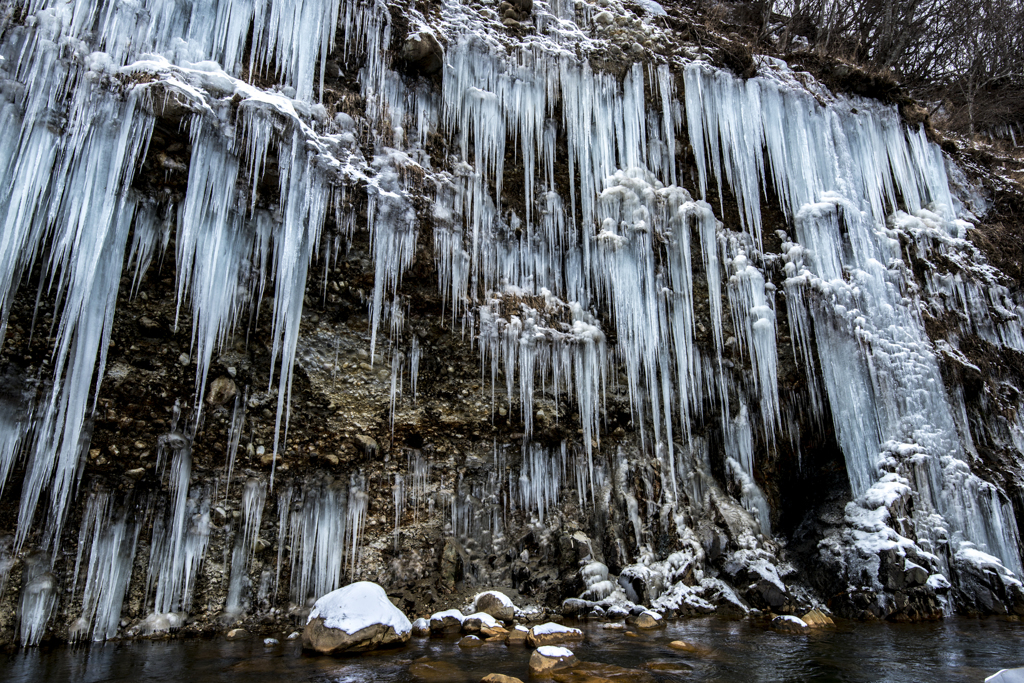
[[1, 0, 1023, 646]]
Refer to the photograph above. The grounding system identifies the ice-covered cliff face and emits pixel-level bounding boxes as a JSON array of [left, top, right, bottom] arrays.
[[0, 0, 1023, 645]]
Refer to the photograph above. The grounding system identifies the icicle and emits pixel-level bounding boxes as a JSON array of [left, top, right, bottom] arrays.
[[69, 487, 141, 642], [18, 550, 56, 646], [147, 441, 211, 617], [225, 477, 266, 616], [224, 387, 247, 500]]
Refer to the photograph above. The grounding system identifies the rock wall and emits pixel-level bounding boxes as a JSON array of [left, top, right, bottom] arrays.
[[1, 0, 1023, 646]]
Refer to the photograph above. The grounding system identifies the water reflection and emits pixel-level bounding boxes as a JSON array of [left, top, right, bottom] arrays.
[[0, 618, 1020, 683]]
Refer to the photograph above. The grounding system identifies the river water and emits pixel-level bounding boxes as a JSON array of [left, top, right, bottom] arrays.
[[1, 617, 1021, 682]]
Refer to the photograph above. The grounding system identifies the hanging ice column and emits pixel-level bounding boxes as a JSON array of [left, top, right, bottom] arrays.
[[0, 76, 155, 553], [684, 61, 1022, 574]]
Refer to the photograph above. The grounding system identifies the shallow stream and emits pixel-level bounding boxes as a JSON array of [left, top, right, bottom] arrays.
[[2, 618, 1021, 682]]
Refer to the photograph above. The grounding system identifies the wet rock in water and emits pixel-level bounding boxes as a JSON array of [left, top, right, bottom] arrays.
[[801, 609, 835, 628], [553, 660, 655, 682], [474, 590, 516, 621], [645, 660, 695, 673], [458, 635, 483, 648], [527, 622, 584, 647], [601, 623, 625, 630], [226, 628, 249, 640], [771, 615, 809, 633], [287, 631, 300, 640], [632, 610, 663, 630], [529, 646, 576, 676], [302, 581, 412, 654], [506, 625, 529, 645], [263, 637, 279, 646], [207, 376, 237, 405], [480, 626, 508, 638], [481, 675, 524, 683], [412, 618, 431, 636], [429, 608, 465, 633], [409, 658, 470, 682], [667, 640, 710, 654]]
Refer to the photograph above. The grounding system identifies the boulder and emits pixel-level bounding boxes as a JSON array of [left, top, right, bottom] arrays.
[[527, 622, 584, 647], [302, 582, 412, 654], [529, 646, 576, 676], [474, 591, 516, 621], [801, 609, 834, 628], [429, 608, 465, 633], [560, 598, 592, 618], [481, 626, 508, 638], [226, 628, 249, 640], [481, 675, 524, 683], [506, 625, 529, 645]]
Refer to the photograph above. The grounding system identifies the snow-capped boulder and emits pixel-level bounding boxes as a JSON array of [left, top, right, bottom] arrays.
[[428, 608, 465, 632], [302, 582, 412, 654], [474, 590, 516, 621], [411, 618, 430, 637], [526, 622, 584, 647], [461, 611, 500, 632], [770, 615, 809, 633], [633, 610, 663, 629]]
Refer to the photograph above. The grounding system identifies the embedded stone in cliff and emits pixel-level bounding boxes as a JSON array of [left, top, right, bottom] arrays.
[[207, 376, 237, 405], [904, 562, 929, 588], [474, 591, 516, 621], [511, 0, 533, 14], [399, 30, 444, 76], [354, 434, 378, 455], [526, 622, 584, 647], [429, 608, 465, 632], [528, 646, 576, 676], [302, 582, 412, 654]]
